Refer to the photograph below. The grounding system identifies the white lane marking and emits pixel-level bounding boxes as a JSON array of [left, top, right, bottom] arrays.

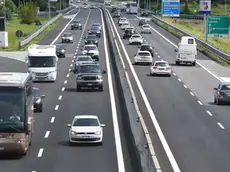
[[51, 8, 80, 45], [183, 84, 187, 88], [62, 87, 65, 91], [173, 73, 176, 76], [157, 55, 160, 58], [58, 95, 62, 100], [55, 105, 59, 110], [217, 122, 225, 129], [73, 56, 76, 58], [70, 64, 73, 67], [101, 9, 125, 172], [147, 18, 224, 82], [66, 8, 76, 14], [190, 92, 195, 96], [161, 59, 164, 61], [72, 60, 74, 62], [107, 10, 181, 172], [32, 171, 36, 172], [177, 78, 181, 82], [155, 52, 157, 55], [64, 80, 67, 84], [66, 74, 70, 77], [198, 101, 203, 105], [37, 148, 44, 157], [68, 69, 71, 72], [206, 110, 213, 116], [44, 131, 50, 138], [50, 117, 55, 123]]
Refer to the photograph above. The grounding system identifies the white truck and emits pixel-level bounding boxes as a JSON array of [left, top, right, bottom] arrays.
[[26, 44, 58, 82], [175, 36, 197, 66]]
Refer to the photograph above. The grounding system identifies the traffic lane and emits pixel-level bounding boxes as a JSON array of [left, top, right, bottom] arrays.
[[125, 17, 230, 134], [33, 9, 120, 172], [115, 22, 230, 171], [38, 8, 79, 45]]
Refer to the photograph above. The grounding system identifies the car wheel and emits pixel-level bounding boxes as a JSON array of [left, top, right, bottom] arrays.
[[192, 61, 196, 66], [69, 141, 74, 146], [176, 61, 179, 65], [76, 85, 81, 92], [99, 85, 103, 92], [214, 98, 217, 104], [216, 99, 221, 105], [167, 74, 171, 77], [98, 141, 103, 145], [39, 105, 43, 112], [149, 32, 151, 34], [62, 40, 64, 43], [63, 55, 66, 58]]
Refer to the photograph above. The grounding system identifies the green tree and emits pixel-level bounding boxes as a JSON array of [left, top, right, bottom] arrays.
[[18, 1, 37, 24], [0, 0, 17, 20]]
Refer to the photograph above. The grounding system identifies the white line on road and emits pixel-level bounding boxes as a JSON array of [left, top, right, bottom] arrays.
[[68, 69, 71, 72], [62, 87, 65, 91], [198, 101, 203, 105], [58, 95, 62, 100], [183, 84, 187, 88], [217, 122, 225, 129], [177, 78, 181, 82], [70, 64, 73, 67], [190, 92, 194, 96], [64, 80, 67, 84], [55, 105, 59, 110], [37, 148, 44, 157], [44, 131, 50, 138], [157, 55, 160, 58], [173, 73, 176, 76], [66, 74, 70, 77], [50, 117, 55, 123], [206, 111, 213, 116]]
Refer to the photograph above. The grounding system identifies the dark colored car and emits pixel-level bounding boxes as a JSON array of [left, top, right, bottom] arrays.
[[75, 63, 106, 92], [83, 2, 87, 5], [139, 19, 147, 26], [88, 26, 101, 37], [140, 11, 149, 17], [113, 11, 121, 18], [123, 28, 135, 39], [139, 44, 154, 57], [33, 88, 45, 112], [71, 20, 82, 30], [111, 8, 117, 13], [56, 44, 66, 58], [84, 34, 99, 46]]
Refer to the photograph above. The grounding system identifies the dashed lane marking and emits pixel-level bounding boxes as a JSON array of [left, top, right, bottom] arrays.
[[198, 101, 203, 105], [64, 80, 67, 84], [50, 117, 55, 123], [66, 74, 70, 77], [44, 131, 50, 138], [177, 78, 181, 82], [206, 111, 213, 116], [58, 95, 62, 100], [55, 105, 59, 110], [183, 84, 187, 88], [173, 73, 176, 76], [217, 122, 225, 129], [37, 148, 44, 157], [190, 92, 194, 96], [62, 87, 65, 91]]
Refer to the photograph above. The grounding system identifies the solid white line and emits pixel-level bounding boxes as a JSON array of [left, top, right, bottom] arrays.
[[58, 95, 62, 100], [62, 87, 65, 91], [55, 105, 59, 110], [44, 131, 50, 138], [64, 80, 67, 84], [37, 148, 44, 157], [107, 9, 181, 172], [50, 8, 80, 45], [173, 73, 176, 76], [66, 8, 76, 14], [66, 74, 70, 77], [198, 101, 203, 105], [206, 110, 213, 116], [100, 9, 125, 172], [183, 84, 187, 88], [217, 122, 225, 129], [50, 117, 55, 123], [177, 78, 181, 82], [190, 92, 195, 96]]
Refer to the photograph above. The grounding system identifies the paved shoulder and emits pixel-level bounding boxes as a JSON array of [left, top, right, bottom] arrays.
[[0, 57, 27, 72]]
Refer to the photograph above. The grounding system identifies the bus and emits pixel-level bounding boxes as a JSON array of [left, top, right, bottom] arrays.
[[0, 72, 34, 156], [126, 2, 138, 14], [27, 44, 58, 82]]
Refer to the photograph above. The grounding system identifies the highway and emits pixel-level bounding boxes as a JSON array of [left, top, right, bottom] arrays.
[[108, 10, 230, 172], [0, 6, 137, 172]]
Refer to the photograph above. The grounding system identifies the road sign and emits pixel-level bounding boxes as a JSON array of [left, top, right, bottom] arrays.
[[161, 0, 180, 17], [207, 16, 229, 38], [199, 0, 211, 14]]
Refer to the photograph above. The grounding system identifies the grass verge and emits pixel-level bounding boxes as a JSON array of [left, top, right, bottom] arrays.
[[151, 17, 230, 67], [0, 16, 63, 51]]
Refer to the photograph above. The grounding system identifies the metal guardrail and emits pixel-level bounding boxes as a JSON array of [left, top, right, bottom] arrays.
[[18, 6, 75, 49]]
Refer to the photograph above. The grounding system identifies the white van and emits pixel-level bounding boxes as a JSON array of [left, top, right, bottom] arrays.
[[175, 36, 197, 66], [26, 44, 58, 82]]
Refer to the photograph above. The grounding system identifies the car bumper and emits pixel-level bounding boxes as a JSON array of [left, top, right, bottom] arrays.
[[62, 39, 72, 42], [141, 30, 151, 33], [69, 136, 102, 143], [151, 70, 172, 75], [0, 142, 27, 155], [130, 40, 143, 44], [135, 59, 152, 63], [77, 81, 103, 87], [56, 52, 65, 57], [217, 97, 230, 103]]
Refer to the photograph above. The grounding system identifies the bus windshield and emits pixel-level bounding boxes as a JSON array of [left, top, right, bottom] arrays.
[[28, 56, 56, 67], [0, 87, 25, 132]]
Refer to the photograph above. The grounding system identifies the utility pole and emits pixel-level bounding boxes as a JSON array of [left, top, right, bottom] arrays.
[[224, 0, 227, 15], [48, 0, 51, 19], [60, 0, 62, 11]]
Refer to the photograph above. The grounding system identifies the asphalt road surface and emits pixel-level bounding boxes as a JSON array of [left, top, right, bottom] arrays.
[[109, 11, 230, 172], [0, 7, 135, 172]]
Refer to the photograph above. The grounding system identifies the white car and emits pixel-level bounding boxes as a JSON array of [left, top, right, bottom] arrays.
[[134, 51, 153, 65], [129, 34, 143, 45], [150, 61, 172, 76], [121, 22, 131, 30], [67, 115, 105, 145], [81, 44, 99, 61], [118, 18, 128, 26], [141, 24, 151, 34]]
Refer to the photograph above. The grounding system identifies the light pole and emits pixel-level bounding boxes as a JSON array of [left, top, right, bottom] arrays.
[[48, 0, 51, 19], [224, 0, 227, 15]]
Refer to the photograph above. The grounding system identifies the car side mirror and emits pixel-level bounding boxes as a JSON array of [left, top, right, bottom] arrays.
[[214, 88, 218, 90], [101, 124, 105, 127], [102, 69, 106, 74], [67, 124, 71, 128], [174, 49, 178, 52], [41, 95, 46, 98]]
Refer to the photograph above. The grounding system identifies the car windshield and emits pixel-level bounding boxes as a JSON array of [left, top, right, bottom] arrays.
[[77, 57, 92, 61], [73, 118, 99, 126], [87, 35, 97, 39], [93, 23, 100, 27], [91, 26, 99, 30], [63, 33, 72, 37], [138, 52, 150, 56], [33, 89, 40, 97], [79, 65, 100, 73], [73, 21, 80, 23], [28, 56, 56, 67], [143, 25, 150, 28], [155, 62, 168, 66], [221, 85, 230, 90], [0, 87, 25, 132], [56, 44, 65, 49], [84, 46, 97, 51]]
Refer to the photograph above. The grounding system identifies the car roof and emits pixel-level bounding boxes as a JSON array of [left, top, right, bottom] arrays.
[[74, 115, 99, 119], [221, 82, 230, 85], [84, 44, 97, 47]]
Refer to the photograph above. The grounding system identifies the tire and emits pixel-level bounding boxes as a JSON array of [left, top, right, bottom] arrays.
[[216, 99, 221, 105], [98, 141, 103, 145], [38, 105, 43, 112], [76, 85, 81, 92], [69, 141, 74, 146], [214, 98, 217, 104], [192, 61, 196, 66], [99, 85, 103, 92], [167, 74, 171, 77], [175, 61, 179, 65]]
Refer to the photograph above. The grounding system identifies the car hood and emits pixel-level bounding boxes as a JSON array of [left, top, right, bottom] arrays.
[[76, 61, 94, 65], [77, 72, 100, 76], [71, 126, 101, 132], [33, 97, 40, 102]]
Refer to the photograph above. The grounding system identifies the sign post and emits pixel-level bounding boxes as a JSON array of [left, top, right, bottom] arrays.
[[0, 17, 8, 48], [161, 0, 180, 17], [207, 16, 229, 38]]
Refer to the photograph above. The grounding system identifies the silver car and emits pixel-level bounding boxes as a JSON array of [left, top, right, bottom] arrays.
[[141, 24, 151, 34], [62, 32, 73, 43], [73, 55, 95, 73], [214, 82, 230, 105], [92, 23, 102, 31]]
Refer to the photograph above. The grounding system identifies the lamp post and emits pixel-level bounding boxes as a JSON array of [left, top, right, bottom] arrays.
[[224, 0, 227, 15], [48, 0, 51, 19]]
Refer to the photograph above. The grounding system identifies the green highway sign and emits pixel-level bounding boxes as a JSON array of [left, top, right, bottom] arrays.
[[207, 16, 229, 38]]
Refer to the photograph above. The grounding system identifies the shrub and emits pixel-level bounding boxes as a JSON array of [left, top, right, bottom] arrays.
[[19, 1, 37, 24]]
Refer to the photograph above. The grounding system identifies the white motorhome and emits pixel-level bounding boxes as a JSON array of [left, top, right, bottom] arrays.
[[26, 44, 58, 82], [175, 36, 197, 66], [126, 2, 138, 14]]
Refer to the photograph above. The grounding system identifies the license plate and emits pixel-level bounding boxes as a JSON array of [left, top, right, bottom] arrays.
[[0, 147, 4, 150], [82, 136, 90, 138], [87, 83, 93, 86], [159, 68, 165, 70]]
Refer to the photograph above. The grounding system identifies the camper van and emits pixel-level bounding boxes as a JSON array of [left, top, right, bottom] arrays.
[[174, 36, 197, 66]]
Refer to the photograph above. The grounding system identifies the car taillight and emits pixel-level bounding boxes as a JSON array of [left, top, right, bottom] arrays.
[[219, 92, 225, 96], [153, 66, 157, 69], [166, 67, 171, 70]]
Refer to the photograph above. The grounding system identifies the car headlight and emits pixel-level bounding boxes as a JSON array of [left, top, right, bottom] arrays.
[[35, 99, 41, 104], [97, 75, 102, 80], [77, 76, 82, 80], [61, 49, 65, 53], [95, 131, 101, 135], [71, 131, 77, 135], [97, 31, 100, 33], [15, 138, 25, 143], [48, 71, 55, 74]]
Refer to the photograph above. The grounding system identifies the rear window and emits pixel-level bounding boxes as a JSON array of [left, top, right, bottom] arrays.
[[132, 35, 141, 38], [63, 33, 72, 37], [188, 39, 194, 44], [221, 85, 230, 90], [155, 62, 168, 66], [84, 46, 97, 50], [143, 25, 150, 28], [77, 57, 92, 61], [140, 45, 150, 50], [138, 52, 150, 56]]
